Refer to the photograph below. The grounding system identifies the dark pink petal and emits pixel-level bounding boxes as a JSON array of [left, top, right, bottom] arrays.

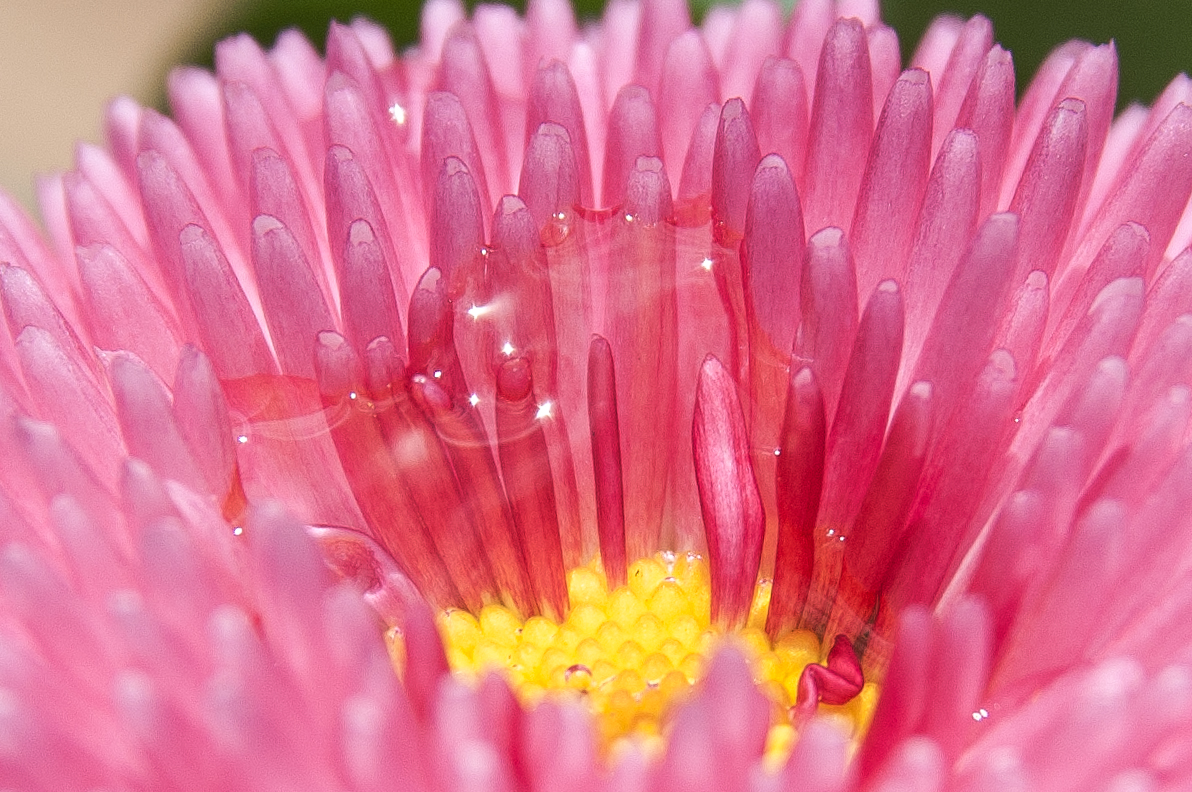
[[954, 46, 1015, 219], [767, 366, 825, 637], [363, 338, 498, 615], [422, 92, 493, 224], [495, 357, 568, 621], [429, 156, 486, 303], [179, 224, 276, 380], [1072, 103, 1192, 281], [110, 353, 204, 491], [525, 60, 593, 208], [602, 85, 661, 209], [850, 68, 933, 301], [750, 57, 809, 183], [409, 375, 537, 617], [438, 23, 512, 198], [677, 103, 720, 205], [900, 128, 981, 385], [16, 327, 124, 491], [797, 225, 859, 421], [587, 335, 626, 589], [921, 599, 992, 762], [634, 0, 690, 96], [693, 355, 763, 631], [803, 17, 873, 236], [809, 281, 904, 632], [829, 380, 933, 644], [520, 122, 581, 230], [326, 153, 408, 351], [0, 263, 98, 384], [1052, 44, 1119, 221], [313, 331, 460, 610], [1132, 247, 1192, 358], [64, 170, 170, 309], [867, 24, 902, 118], [605, 157, 677, 562], [883, 350, 1018, 619], [1046, 221, 1148, 356], [931, 16, 993, 152], [408, 267, 471, 406], [487, 195, 559, 395], [1009, 98, 1089, 283], [659, 32, 719, 181], [215, 32, 314, 188], [710, 98, 761, 244], [527, 0, 578, 74], [249, 148, 331, 312], [168, 67, 244, 223], [720, 0, 782, 103], [996, 271, 1049, 384], [250, 215, 336, 378], [325, 72, 420, 291], [857, 607, 932, 777], [1000, 40, 1088, 204], [912, 213, 1018, 428], [741, 153, 804, 546]]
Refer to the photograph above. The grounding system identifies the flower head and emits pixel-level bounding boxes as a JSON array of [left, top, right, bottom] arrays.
[[3, 0, 1192, 789]]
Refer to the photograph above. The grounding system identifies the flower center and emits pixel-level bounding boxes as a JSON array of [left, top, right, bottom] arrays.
[[424, 551, 880, 764]]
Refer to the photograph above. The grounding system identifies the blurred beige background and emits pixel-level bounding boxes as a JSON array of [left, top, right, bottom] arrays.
[[0, 0, 233, 214]]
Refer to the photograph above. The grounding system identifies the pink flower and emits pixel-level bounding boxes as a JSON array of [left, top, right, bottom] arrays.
[[3, 0, 1192, 789]]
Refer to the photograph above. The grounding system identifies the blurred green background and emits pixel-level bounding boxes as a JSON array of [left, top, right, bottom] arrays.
[[185, 0, 1192, 109]]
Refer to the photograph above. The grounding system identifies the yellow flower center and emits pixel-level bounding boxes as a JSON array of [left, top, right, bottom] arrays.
[[404, 552, 880, 765]]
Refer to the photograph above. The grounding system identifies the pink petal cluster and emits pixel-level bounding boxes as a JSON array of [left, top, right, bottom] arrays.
[[3, 0, 1192, 788]]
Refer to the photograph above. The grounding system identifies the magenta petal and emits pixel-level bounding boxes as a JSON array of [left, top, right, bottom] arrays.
[[495, 357, 568, 621], [693, 355, 763, 630], [313, 331, 460, 610], [409, 375, 537, 617], [710, 98, 761, 244], [586, 335, 626, 588], [767, 366, 826, 637]]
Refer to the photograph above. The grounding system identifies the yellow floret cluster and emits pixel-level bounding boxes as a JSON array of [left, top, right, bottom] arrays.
[[420, 551, 879, 762]]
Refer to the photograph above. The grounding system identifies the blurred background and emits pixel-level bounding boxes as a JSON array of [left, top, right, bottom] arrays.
[[2, 0, 1190, 212]]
